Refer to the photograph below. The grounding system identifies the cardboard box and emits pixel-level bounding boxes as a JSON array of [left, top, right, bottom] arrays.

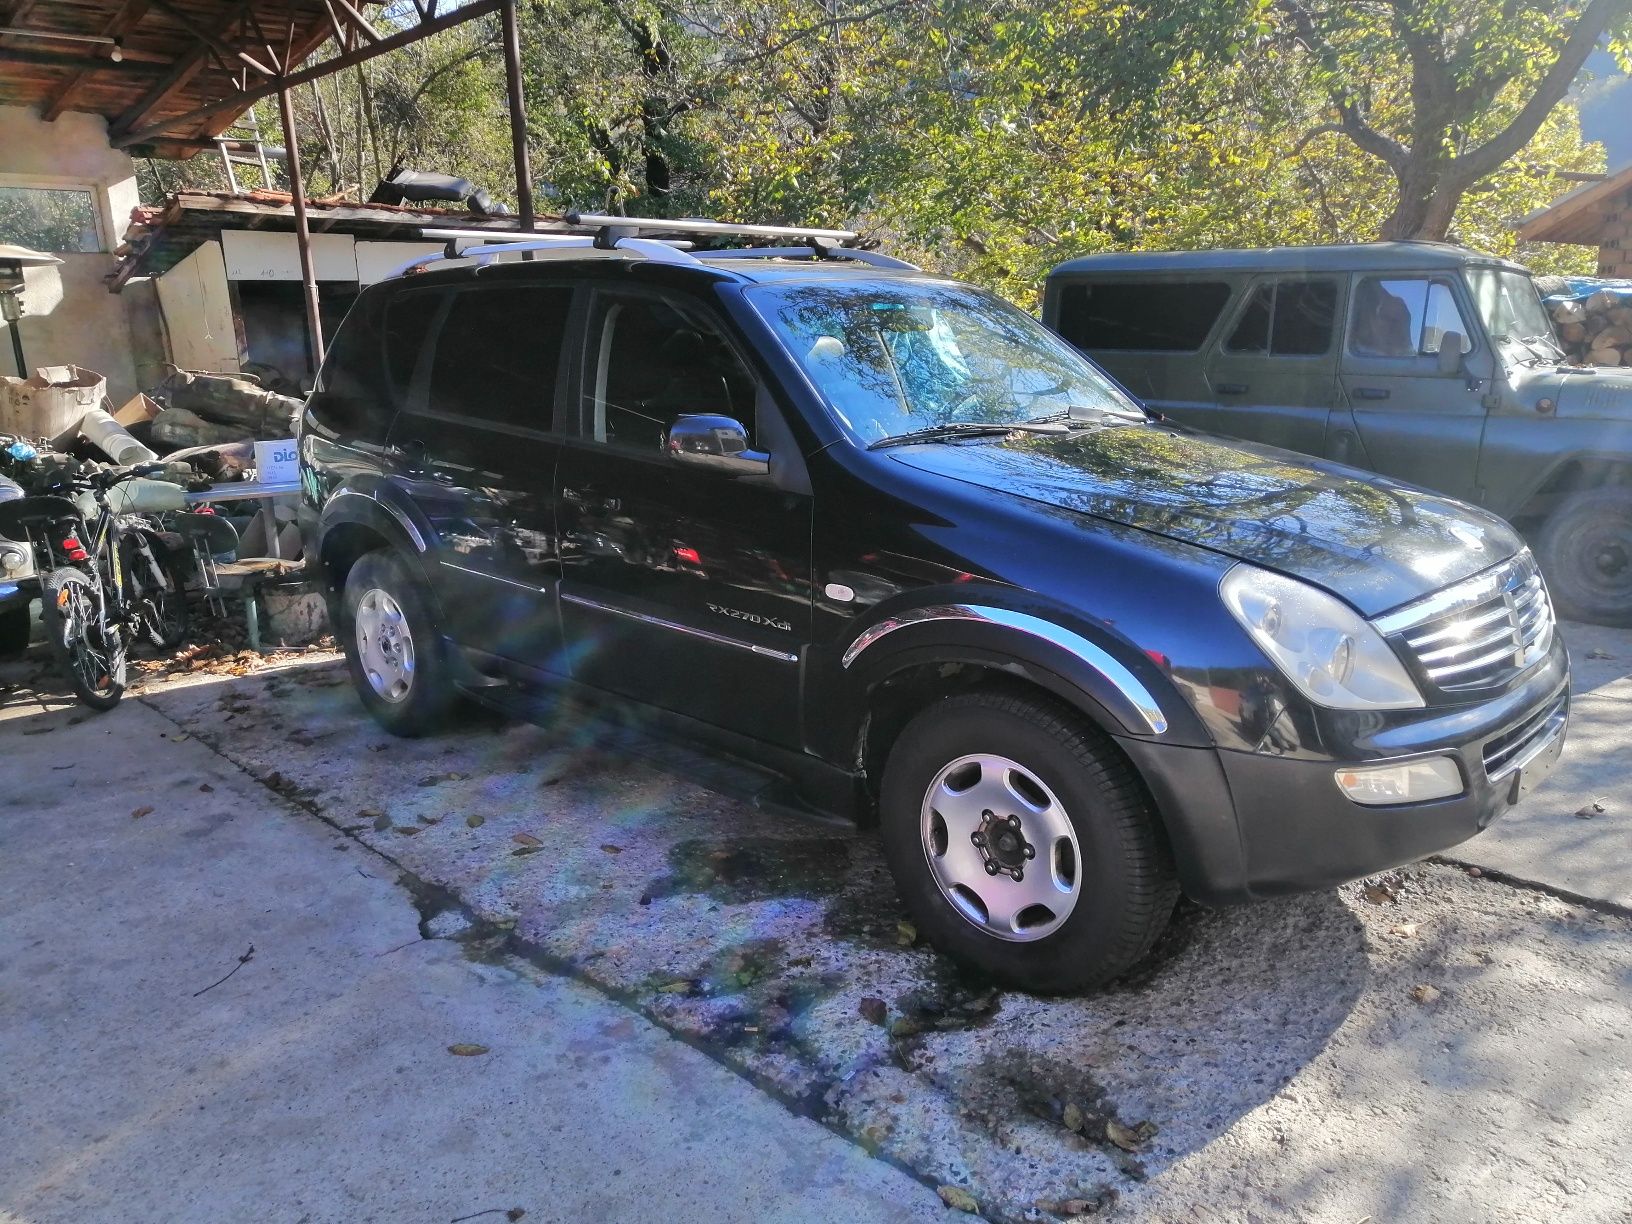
[[0, 365, 105, 439], [254, 437, 299, 483], [112, 392, 162, 427]]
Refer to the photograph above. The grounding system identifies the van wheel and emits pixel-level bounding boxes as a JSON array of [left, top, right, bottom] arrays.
[[879, 690, 1178, 995], [1535, 488, 1632, 627], [341, 550, 457, 736]]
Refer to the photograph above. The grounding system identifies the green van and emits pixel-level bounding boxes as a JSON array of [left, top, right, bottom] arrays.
[[1043, 242, 1632, 625]]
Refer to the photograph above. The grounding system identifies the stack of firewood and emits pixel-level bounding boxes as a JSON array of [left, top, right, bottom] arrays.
[[1550, 288, 1632, 367]]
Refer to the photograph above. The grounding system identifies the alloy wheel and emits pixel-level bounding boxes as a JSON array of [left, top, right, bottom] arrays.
[[919, 752, 1082, 941]]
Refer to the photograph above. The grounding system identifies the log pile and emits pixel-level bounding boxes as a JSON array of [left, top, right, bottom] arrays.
[[141, 370, 303, 457], [1549, 287, 1632, 367]]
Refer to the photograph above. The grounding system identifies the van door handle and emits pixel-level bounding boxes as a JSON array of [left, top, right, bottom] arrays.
[[1216, 382, 1248, 394], [1355, 387, 1392, 400]]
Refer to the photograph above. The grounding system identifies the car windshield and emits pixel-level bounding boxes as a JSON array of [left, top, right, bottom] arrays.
[[745, 279, 1145, 446], [1466, 267, 1558, 353]]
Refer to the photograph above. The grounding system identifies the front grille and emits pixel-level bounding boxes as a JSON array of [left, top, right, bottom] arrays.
[[1376, 552, 1555, 695], [1482, 692, 1567, 780]]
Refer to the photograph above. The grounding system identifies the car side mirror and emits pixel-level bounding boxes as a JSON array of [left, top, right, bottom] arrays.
[[1435, 333, 1465, 376], [665, 414, 770, 477]]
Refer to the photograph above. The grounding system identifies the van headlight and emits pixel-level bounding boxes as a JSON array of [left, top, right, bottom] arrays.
[[1220, 563, 1423, 711]]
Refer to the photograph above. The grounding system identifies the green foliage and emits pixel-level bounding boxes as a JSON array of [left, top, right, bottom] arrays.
[[140, 0, 1612, 299]]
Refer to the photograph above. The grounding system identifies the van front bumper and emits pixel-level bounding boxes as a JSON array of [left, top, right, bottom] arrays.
[[1117, 674, 1570, 905]]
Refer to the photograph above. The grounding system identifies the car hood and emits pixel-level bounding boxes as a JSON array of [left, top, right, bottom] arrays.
[[1543, 365, 1632, 417], [887, 421, 1522, 617]]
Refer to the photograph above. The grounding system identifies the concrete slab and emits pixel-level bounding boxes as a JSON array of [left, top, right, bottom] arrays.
[[0, 690, 956, 1224], [1454, 620, 1632, 908], [129, 658, 1632, 1224]]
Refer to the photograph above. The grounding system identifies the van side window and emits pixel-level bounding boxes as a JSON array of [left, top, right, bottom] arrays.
[[1350, 277, 1473, 358], [426, 286, 572, 429], [1225, 279, 1338, 356], [1055, 281, 1231, 352]]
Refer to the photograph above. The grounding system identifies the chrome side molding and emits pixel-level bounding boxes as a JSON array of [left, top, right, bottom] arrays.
[[561, 591, 800, 663], [841, 603, 1168, 735]]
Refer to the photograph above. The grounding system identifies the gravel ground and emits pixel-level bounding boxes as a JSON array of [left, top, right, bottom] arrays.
[[126, 658, 1632, 1224]]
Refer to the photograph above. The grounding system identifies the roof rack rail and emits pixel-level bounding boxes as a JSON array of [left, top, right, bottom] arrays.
[[561, 212, 857, 241], [702, 245, 919, 271]]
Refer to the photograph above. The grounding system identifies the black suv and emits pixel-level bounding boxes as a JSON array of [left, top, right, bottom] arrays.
[[300, 222, 1570, 993]]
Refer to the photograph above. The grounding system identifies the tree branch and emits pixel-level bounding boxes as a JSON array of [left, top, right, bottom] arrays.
[[1449, 0, 1632, 184], [1276, 0, 1409, 173]]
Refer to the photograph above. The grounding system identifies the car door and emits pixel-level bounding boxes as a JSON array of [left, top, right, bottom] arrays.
[[554, 286, 814, 747], [1332, 273, 1491, 500], [1201, 275, 1344, 457], [387, 280, 574, 675]]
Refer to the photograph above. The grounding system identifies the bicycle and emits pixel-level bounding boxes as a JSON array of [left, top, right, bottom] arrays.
[[0, 460, 190, 710]]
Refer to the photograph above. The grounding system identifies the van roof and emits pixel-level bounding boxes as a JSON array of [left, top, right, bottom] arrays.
[[1048, 241, 1530, 279]]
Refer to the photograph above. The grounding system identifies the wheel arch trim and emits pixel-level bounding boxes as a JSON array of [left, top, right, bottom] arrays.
[[841, 603, 1169, 735]]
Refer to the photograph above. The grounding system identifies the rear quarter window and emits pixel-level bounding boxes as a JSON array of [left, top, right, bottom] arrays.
[[305, 289, 415, 442], [1054, 280, 1232, 352]]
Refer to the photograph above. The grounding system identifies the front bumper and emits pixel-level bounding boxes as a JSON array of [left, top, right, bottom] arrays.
[[1119, 670, 1570, 905]]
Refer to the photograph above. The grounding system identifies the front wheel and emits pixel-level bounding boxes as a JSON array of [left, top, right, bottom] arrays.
[[1534, 487, 1632, 626], [40, 568, 126, 711], [879, 689, 1178, 994], [126, 531, 189, 650]]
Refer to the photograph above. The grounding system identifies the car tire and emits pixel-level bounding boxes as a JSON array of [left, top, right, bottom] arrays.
[[0, 603, 30, 657], [1535, 487, 1632, 627], [879, 689, 1178, 995], [340, 550, 458, 736]]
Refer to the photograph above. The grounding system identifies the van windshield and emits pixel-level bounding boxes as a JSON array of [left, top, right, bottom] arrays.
[[745, 279, 1145, 446], [1466, 267, 1560, 358]]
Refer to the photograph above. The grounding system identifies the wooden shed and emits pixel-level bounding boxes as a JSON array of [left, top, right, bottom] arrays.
[[1518, 162, 1632, 279]]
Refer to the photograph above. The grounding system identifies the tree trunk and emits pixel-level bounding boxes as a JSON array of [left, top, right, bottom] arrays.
[[1378, 161, 1464, 240]]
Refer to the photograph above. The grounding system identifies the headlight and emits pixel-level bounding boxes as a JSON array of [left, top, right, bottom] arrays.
[[0, 544, 29, 577], [1220, 563, 1423, 711]]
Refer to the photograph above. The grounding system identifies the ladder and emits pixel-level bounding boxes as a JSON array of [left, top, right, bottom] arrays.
[[215, 105, 276, 194]]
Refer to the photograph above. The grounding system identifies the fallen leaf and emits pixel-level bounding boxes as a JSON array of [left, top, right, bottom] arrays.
[[1062, 1102, 1085, 1133], [513, 832, 541, 846], [130, 805, 154, 820], [394, 825, 420, 836], [466, 814, 485, 828], [1105, 1119, 1156, 1151], [896, 921, 917, 947], [1410, 983, 1441, 1005], [1037, 1199, 1097, 1218], [198, 783, 214, 793], [600, 844, 623, 855], [1388, 922, 1420, 939], [1361, 883, 1395, 905], [510, 845, 542, 856], [446, 1043, 489, 1057], [656, 980, 692, 994], [507, 1211, 526, 1222], [418, 814, 440, 826], [372, 812, 392, 831], [1574, 797, 1609, 819], [1586, 648, 1615, 659], [937, 1186, 978, 1213], [859, 996, 888, 1026]]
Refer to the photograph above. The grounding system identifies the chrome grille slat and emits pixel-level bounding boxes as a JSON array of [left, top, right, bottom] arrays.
[[1482, 693, 1568, 780], [1415, 622, 1519, 666], [1379, 552, 1555, 695]]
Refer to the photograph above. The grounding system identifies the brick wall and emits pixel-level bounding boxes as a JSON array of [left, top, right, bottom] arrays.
[[1598, 186, 1632, 279]]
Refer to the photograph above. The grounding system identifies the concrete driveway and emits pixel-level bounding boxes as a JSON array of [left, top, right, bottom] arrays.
[[2, 619, 1629, 1223]]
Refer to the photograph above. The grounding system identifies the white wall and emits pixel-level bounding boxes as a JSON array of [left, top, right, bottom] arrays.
[[155, 241, 240, 374], [0, 105, 144, 401], [221, 229, 359, 281]]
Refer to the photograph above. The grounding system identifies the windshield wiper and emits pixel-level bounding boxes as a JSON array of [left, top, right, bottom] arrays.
[[868, 420, 1069, 450], [1496, 333, 1562, 366], [1026, 406, 1142, 426]]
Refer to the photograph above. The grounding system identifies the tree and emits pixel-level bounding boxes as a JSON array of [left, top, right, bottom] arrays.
[[1264, 0, 1632, 238]]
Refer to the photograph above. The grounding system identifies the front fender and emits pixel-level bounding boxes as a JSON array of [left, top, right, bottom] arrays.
[[810, 589, 1211, 759]]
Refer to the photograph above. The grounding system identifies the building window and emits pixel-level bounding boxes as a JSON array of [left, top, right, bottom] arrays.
[[0, 185, 102, 253]]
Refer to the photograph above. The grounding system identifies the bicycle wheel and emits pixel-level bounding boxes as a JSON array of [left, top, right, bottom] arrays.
[[41, 567, 126, 711]]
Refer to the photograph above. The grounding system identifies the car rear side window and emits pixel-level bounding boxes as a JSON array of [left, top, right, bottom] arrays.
[[1225, 279, 1338, 356], [384, 290, 445, 404], [1054, 280, 1231, 352], [308, 291, 403, 441], [426, 285, 572, 430]]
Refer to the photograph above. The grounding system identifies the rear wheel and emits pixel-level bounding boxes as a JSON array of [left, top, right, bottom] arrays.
[[880, 689, 1177, 994], [340, 550, 457, 736], [1535, 487, 1632, 626], [40, 568, 126, 711]]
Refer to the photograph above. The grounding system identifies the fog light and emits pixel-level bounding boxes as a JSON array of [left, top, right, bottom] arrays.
[[1335, 756, 1464, 806]]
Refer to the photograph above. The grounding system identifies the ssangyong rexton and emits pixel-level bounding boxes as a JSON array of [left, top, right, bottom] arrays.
[[299, 222, 1569, 993]]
